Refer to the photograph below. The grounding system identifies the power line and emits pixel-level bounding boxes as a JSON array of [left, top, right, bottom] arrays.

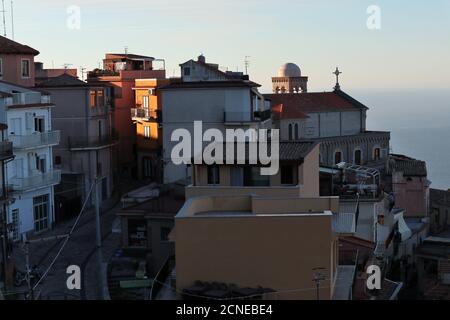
[[30, 181, 96, 293]]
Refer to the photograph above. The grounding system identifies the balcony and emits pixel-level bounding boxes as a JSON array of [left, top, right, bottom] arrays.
[[253, 109, 271, 122], [0, 140, 13, 160], [131, 108, 162, 123], [10, 170, 61, 192], [224, 110, 271, 124], [9, 131, 60, 150], [68, 135, 118, 151]]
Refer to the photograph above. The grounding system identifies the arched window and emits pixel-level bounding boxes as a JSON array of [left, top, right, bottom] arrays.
[[373, 147, 381, 161], [288, 124, 293, 141], [354, 149, 362, 165], [334, 151, 343, 165], [294, 123, 299, 140]]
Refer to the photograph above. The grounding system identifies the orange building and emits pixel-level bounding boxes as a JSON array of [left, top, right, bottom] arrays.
[[132, 78, 171, 181], [87, 53, 166, 178]]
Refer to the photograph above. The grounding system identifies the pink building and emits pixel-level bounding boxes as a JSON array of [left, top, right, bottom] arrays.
[[0, 36, 39, 87], [87, 53, 166, 177], [386, 154, 430, 218]]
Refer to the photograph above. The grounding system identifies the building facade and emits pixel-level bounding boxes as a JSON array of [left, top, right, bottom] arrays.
[[0, 36, 39, 88], [161, 55, 272, 184], [0, 81, 60, 236], [266, 63, 390, 168], [87, 53, 166, 178], [131, 78, 170, 182], [37, 74, 116, 220]]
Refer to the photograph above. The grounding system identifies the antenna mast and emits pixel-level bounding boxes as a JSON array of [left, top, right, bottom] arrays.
[[1, 0, 6, 37], [10, 0, 14, 40], [244, 56, 251, 75]]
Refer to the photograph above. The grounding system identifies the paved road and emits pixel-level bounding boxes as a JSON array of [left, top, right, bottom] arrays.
[[11, 197, 122, 300]]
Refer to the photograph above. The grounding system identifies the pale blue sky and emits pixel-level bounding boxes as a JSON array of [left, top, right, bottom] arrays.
[[5, 0, 450, 92]]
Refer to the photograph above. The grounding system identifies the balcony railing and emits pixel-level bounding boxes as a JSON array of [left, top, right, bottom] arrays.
[[131, 108, 162, 123], [254, 109, 271, 122], [224, 110, 271, 123], [9, 131, 60, 150], [10, 170, 61, 192], [68, 135, 118, 150]]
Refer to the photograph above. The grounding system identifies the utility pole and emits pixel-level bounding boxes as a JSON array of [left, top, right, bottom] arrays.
[[94, 176, 105, 300], [20, 235, 33, 300]]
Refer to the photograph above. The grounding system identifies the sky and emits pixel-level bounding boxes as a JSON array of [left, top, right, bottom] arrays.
[[3, 0, 450, 92]]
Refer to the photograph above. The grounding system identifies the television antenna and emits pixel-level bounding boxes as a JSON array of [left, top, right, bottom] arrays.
[[244, 56, 251, 75], [1, 0, 6, 37]]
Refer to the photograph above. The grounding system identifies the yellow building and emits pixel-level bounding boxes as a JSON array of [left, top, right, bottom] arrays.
[[171, 141, 357, 300], [132, 79, 170, 181]]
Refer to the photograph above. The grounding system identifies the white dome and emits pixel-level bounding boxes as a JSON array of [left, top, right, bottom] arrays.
[[278, 63, 301, 77]]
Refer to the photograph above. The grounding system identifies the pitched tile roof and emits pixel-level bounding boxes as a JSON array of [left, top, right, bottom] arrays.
[[0, 35, 39, 55], [37, 74, 88, 87], [272, 103, 309, 120], [387, 154, 428, 177], [265, 90, 368, 113]]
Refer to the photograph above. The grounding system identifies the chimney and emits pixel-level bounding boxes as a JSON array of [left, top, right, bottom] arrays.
[[197, 54, 206, 64]]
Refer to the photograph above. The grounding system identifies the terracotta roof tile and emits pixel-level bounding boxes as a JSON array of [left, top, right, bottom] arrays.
[[265, 90, 368, 113], [272, 103, 309, 120], [0, 35, 39, 55]]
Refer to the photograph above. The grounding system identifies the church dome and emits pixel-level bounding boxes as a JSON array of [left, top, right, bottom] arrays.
[[278, 63, 301, 77]]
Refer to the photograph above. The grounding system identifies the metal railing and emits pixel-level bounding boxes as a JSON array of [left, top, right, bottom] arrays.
[[131, 108, 162, 122], [68, 134, 118, 150], [9, 131, 60, 150], [10, 170, 61, 192]]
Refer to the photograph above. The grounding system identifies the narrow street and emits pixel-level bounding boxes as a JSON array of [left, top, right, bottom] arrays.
[[9, 180, 144, 300]]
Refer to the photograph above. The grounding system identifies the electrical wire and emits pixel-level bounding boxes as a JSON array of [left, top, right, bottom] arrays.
[[31, 181, 96, 291]]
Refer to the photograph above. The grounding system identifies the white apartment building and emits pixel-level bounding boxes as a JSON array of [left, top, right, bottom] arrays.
[[161, 55, 272, 183], [0, 80, 60, 238]]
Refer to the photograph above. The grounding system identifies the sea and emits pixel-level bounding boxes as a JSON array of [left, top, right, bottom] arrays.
[[351, 89, 450, 191]]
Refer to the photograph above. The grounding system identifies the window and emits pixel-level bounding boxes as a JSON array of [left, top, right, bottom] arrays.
[[161, 227, 171, 242], [97, 89, 104, 106], [36, 155, 46, 173], [184, 67, 191, 76], [281, 165, 294, 185], [89, 90, 97, 108], [354, 149, 362, 165], [143, 95, 149, 109], [127, 219, 147, 247], [98, 120, 102, 139], [288, 124, 293, 141], [0, 58, 3, 78], [334, 151, 343, 165], [21, 59, 30, 78], [54, 156, 61, 165], [33, 195, 49, 232], [294, 123, 299, 140], [207, 165, 220, 185], [244, 166, 270, 187], [11, 209, 19, 241], [373, 147, 381, 161], [142, 157, 152, 178], [144, 126, 151, 139], [34, 117, 44, 132]]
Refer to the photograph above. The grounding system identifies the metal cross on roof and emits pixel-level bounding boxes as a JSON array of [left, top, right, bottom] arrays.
[[333, 67, 342, 91]]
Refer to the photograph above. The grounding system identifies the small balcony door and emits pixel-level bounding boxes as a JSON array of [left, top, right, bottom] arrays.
[[9, 118, 21, 135], [34, 117, 45, 133]]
